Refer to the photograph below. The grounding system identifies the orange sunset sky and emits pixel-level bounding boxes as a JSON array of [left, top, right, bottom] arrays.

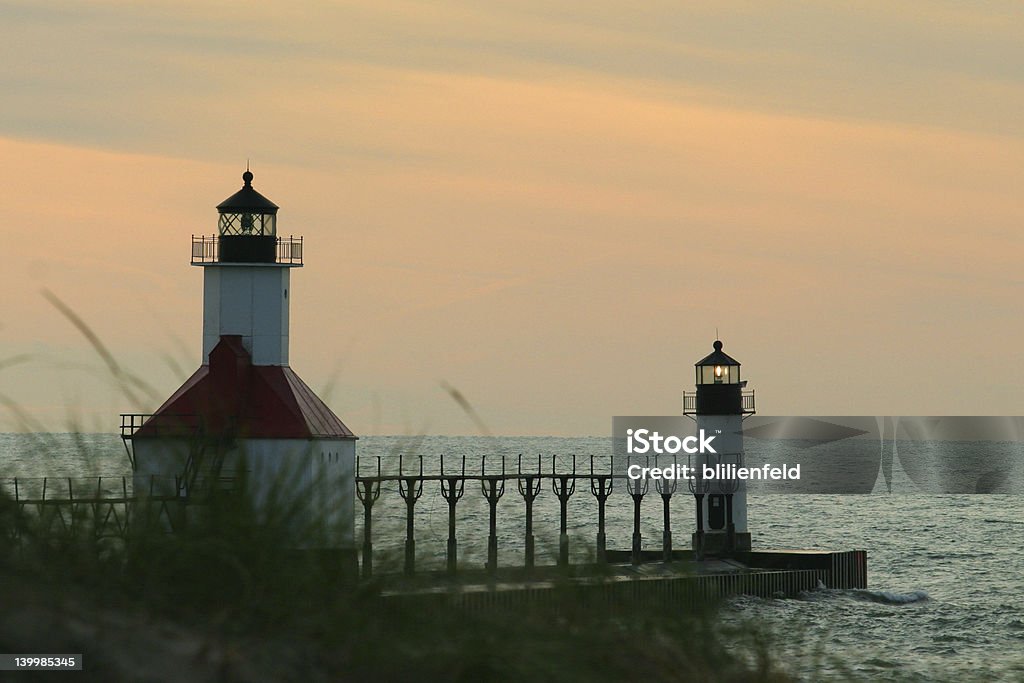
[[1, 1, 1022, 435]]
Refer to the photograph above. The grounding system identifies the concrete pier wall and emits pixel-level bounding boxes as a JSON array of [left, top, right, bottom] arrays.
[[376, 549, 868, 612]]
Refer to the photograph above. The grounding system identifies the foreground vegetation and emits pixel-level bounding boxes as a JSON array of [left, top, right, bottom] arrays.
[[0, 485, 794, 683], [0, 297, 795, 681]]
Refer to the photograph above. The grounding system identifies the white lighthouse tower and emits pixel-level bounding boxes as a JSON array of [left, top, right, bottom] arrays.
[[684, 340, 754, 555], [125, 170, 357, 557]]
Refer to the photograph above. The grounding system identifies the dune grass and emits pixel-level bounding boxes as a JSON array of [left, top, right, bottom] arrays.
[[0, 472, 803, 683]]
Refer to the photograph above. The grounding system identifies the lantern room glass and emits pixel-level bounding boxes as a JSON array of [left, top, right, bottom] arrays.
[[218, 211, 277, 237], [697, 364, 740, 385]]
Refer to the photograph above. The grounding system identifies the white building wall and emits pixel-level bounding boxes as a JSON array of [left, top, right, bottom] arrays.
[[236, 438, 355, 549], [202, 265, 291, 366], [696, 414, 747, 534], [132, 436, 355, 550], [311, 439, 356, 548], [132, 438, 192, 497]]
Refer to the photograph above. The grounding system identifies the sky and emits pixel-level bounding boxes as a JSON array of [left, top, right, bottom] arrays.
[[1, 1, 1022, 435]]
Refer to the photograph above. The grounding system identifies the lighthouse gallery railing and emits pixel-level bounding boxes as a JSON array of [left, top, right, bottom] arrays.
[[190, 234, 303, 265], [682, 390, 756, 415]]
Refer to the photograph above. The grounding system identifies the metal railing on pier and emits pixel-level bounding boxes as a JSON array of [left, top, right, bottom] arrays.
[[354, 453, 747, 579], [1, 476, 188, 541]]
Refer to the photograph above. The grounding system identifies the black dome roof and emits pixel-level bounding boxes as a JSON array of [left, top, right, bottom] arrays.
[[216, 170, 279, 213], [695, 340, 740, 366]]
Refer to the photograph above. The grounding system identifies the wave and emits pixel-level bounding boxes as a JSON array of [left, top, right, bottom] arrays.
[[983, 518, 1024, 525], [861, 656, 901, 668], [850, 589, 930, 605], [796, 583, 930, 605]]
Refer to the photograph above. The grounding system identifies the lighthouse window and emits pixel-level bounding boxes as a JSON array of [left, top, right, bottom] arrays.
[[699, 364, 740, 385], [219, 212, 277, 236], [284, 289, 287, 299]]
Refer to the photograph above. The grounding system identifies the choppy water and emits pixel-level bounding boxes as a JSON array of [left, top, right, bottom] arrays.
[[2, 433, 1023, 681]]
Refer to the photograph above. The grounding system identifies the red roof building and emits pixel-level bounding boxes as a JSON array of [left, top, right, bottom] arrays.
[[136, 335, 355, 441]]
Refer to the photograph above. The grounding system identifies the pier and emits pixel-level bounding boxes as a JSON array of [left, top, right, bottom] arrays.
[[354, 454, 867, 608], [2, 458, 867, 609]]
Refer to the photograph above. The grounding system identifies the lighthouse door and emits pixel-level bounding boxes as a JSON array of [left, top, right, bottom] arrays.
[[708, 494, 726, 530]]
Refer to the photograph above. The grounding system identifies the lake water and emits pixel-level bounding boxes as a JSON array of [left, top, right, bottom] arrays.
[[2, 433, 1022, 681]]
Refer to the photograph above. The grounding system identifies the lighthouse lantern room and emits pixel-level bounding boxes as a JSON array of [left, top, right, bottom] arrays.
[[125, 171, 356, 556], [215, 169, 280, 261]]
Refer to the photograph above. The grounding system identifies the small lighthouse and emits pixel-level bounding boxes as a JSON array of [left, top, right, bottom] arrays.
[[684, 340, 754, 555], [126, 170, 357, 554]]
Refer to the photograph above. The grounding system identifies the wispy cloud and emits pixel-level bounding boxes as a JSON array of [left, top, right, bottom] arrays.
[[2, 3, 1023, 432]]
